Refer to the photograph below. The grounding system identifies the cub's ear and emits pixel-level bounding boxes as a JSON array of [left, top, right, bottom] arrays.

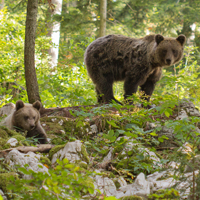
[[32, 100, 41, 111], [155, 34, 164, 45], [16, 100, 25, 111], [176, 34, 186, 46]]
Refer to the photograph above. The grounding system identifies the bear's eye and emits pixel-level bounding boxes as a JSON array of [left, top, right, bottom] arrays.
[[33, 117, 36, 120], [172, 49, 178, 57], [24, 116, 29, 120], [162, 49, 167, 55]]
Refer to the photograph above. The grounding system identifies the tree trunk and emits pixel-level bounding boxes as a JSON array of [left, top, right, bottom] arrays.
[[0, 144, 55, 157], [24, 0, 41, 103], [99, 0, 107, 37], [48, 0, 63, 68]]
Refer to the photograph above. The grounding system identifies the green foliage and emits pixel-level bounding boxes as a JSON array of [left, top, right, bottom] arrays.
[[2, 0, 200, 199], [7, 158, 95, 200]]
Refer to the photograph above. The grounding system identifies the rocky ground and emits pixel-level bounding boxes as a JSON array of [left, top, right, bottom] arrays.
[[0, 99, 200, 199]]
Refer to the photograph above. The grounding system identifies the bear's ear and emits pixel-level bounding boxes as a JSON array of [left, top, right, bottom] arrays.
[[155, 34, 164, 45], [16, 100, 25, 111], [176, 34, 186, 46], [32, 100, 41, 111]]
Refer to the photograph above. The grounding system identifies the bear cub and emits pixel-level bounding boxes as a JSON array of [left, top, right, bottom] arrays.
[[1, 100, 48, 144], [84, 34, 186, 104]]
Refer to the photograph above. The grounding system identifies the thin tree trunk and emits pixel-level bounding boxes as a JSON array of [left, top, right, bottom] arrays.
[[48, 0, 63, 68], [99, 0, 107, 37], [24, 0, 41, 103]]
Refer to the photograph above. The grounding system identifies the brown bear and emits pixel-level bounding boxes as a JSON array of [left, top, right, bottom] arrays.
[[0, 100, 48, 144], [84, 34, 186, 104]]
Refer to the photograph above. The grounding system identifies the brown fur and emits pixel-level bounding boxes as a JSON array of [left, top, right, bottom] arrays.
[[3, 100, 48, 144], [84, 34, 186, 104]]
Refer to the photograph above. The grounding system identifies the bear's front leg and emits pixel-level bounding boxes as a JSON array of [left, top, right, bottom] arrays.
[[140, 67, 162, 102], [123, 76, 140, 104], [140, 80, 156, 102], [26, 123, 48, 144]]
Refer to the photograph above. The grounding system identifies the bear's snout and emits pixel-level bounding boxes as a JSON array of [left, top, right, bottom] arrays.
[[166, 58, 171, 65], [27, 119, 36, 130], [30, 124, 35, 129]]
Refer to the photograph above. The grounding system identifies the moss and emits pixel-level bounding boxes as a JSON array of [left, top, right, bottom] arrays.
[[40, 116, 67, 123], [0, 126, 17, 138], [77, 161, 88, 169], [0, 127, 29, 149], [41, 116, 91, 141], [120, 196, 143, 200], [0, 139, 10, 150], [148, 188, 180, 199], [0, 172, 18, 193], [12, 135, 30, 146], [49, 144, 65, 160], [108, 172, 115, 178], [114, 180, 121, 189], [80, 144, 90, 164], [51, 137, 64, 145], [42, 122, 65, 135], [14, 135, 26, 142], [40, 156, 51, 167], [0, 127, 9, 139]]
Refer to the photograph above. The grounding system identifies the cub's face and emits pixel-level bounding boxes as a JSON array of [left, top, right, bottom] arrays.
[[13, 100, 41, 131], [154, 34, 186, 67]]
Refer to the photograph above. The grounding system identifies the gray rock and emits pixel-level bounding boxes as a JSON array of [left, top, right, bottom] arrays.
[[94, 175, 118, 196], [176, 109, 188, 120], [51, 140, 88, 164], [117, 173, 150, 198], [180, 99, 200, 117], [117, 177, 127, 188], [142, 148, 161, 166], [0, 103, 15, 117], [102, 148, 114, 163], [90, 124, 98, 134], [157, 126, 177, 148], [5, 149, 48, 179], [147, 169, 199, 199], [6, 138, 18, 147]]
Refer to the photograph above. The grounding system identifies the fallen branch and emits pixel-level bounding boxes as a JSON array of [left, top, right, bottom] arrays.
[[0, 144, 55, 157]]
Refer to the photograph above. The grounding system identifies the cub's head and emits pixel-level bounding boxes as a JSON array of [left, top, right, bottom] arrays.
[[13, 100, 41, 131], [154, 34, 186, 67]]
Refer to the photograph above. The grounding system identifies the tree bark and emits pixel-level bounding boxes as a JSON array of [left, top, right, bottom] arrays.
[[99, 0, 107, 37], [0, 144, 55, 157], [24, 0, 41, 103]]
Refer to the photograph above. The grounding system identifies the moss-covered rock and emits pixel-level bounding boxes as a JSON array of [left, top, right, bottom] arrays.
[[39, 156, 51, 167], [0, 127, 29, 150], [40, 116, 91, 142], [113, 179, 121, 189], [148, 188, 180, 199], [49, 144, 65, 161]]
